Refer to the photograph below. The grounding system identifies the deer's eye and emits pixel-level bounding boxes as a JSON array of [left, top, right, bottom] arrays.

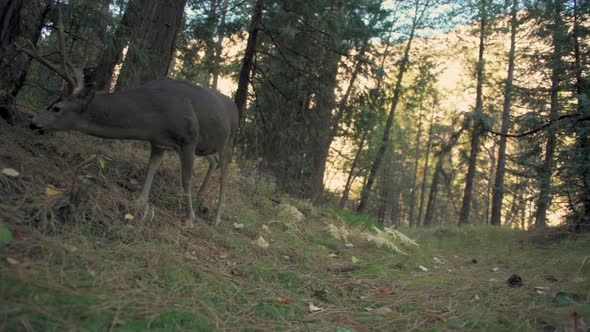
[[51, 106, 61, 113]]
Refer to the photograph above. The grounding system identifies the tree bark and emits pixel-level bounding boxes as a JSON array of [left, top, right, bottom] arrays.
[[458, 0, 487, 225], [572, 0, 590, 223], [234, 0, 263, 115], [424, 154, 443, 226], [357, 0, 426, 213], [115, 0, 187, 91], [211, 0, 229, 90], [408, 107, 424, 226], [0, 0, 23, 49], [535, 0, 564, 228], [339, 129, 367, 208], [203, 0, 218, 88], [417, 114, 435, 226], [94, 0, 141, 91], [0, 0, 50, 123], [425, 124, 464, 225], [490, 0, 518, 226]]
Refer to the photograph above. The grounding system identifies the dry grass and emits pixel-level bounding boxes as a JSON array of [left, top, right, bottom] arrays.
[[1, 121, 590, 331]]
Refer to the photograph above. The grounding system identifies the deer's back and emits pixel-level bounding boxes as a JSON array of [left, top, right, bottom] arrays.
[[134, 78, 239, 155]]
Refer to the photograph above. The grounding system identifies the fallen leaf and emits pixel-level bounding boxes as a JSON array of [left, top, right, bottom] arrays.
[[352, 256, 360, 264], [45, 186, 62, 196], [233, 222, 244, 229], [344, 243, 354, 248], [253, 236, 269, 249], [308, 302, 323, 312], [474, 295, 480, 300], [261, 224, 270, 231], [10, 229, 22, 240], [329, 253, 339, 258], [63, 244, 78, 253], [6, 257, 19, 266], [279, 297, 291, 305], [371, 307, 393, 314], [124, 213, 135, 221], [418, 265, 429, 272], [1, 168, 19, 177], [378, 288, 392, 296], [491, 267, 500, 272]]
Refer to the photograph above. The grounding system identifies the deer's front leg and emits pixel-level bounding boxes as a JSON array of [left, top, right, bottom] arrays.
[[179, 144, 196, 226], [139, 145, 165, 205]]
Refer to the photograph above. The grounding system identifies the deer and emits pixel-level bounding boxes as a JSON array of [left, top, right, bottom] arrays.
[[17, 10, 239, 226]]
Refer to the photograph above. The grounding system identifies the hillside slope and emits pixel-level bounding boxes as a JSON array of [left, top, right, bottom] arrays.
[[1, 121, 589, 331]]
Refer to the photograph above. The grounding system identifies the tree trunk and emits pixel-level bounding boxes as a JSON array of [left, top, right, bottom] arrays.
[[339, 129, 367, 208], [0, 0, 23, 49], [408, 108, 424, 226], [234, 0, 263, 115], [357, 2, 424, 213], [115, 0, 187, 91], [535, 0, 564, 228], [425, 124, 465, 225], [0, 0, 50, 123], [485, 142, 496, 224], [417, 113, 435, 226], [573, 0, 590, 223], [458, 0, 487, 226], [424, 155, 443, 226], [490, 0, 517, 226], [203, 0, 218, 88], [211, 0, 229, 90], [306, 2, 344, 201], [94, 0, 141, 91]]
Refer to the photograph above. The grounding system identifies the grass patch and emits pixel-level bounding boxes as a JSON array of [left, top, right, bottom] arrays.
[[1, 122, 590, 331]]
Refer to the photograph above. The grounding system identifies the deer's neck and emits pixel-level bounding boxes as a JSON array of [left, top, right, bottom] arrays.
[[76, 93, 149, 140]]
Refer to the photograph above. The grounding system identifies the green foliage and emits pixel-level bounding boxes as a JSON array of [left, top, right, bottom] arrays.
[[324, 207, 380, 229], [0, 225, 13, 245]]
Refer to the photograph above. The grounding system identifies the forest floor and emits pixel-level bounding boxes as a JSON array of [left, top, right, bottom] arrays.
[[1, 121, 590, 332]]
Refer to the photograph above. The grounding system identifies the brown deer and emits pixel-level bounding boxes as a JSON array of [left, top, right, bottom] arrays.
[[18, 11, 239, 226]]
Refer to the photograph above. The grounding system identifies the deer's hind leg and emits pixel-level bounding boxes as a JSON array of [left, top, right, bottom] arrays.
[[179, 143, 197, 226], [213, 144, 232, 225], [194, 154, 218, 212]]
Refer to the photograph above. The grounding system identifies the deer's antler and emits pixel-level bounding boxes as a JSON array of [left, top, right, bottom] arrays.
[[16, 5, 83, 96]]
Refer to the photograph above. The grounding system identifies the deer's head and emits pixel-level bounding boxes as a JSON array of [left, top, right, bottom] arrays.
[[29, 83, 96, 132]]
